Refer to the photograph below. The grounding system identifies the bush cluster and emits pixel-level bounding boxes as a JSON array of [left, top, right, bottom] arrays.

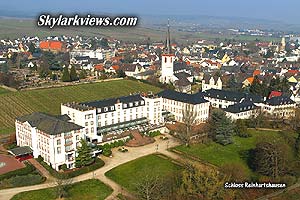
[[37, 157, 104, 179], [97, 139, 128, 157], [145, 130, 161, 137]]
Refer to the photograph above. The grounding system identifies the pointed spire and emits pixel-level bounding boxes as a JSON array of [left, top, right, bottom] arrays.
[[166, 19, 171, 54]]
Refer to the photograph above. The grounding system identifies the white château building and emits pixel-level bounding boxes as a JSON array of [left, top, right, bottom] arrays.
[[61, 94, 163, 143], [15, 89, 212, 171], [15, 113, 84, 170]]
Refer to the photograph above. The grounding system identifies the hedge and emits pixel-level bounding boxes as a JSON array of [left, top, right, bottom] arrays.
[[0, 162, 35, 181], [145, 130, 161, 137], [37, 158, 105, 179], [0, 174, 46, 189]]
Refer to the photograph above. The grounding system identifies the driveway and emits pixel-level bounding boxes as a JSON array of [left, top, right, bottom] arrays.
[[0, 134, 181, 200]]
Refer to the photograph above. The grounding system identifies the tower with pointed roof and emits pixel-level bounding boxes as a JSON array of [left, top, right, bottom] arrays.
[[160, 20, 175, 83]]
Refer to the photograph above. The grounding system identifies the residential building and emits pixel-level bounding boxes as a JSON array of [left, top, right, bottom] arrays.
[[223, 100, 259, 120], [203, 89, 264, 109], [261, 96, 296, 119], [201, 76, 222, 91], [15, 112, 84, 170], [158, 90, 210, 124]]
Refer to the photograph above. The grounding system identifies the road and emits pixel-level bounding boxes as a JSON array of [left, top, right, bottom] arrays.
[[0, 134, 181, 200]]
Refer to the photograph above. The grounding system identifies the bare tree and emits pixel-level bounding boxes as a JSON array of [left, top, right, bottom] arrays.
[[179, 104, 197, 146], [134, 174, 164, 200], [54, 177, 73, 199]]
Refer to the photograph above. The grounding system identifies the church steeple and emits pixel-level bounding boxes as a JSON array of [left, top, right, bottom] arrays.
[[165, 19, 171, 54]]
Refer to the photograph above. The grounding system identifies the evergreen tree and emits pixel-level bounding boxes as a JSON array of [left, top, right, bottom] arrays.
[[75, 139, 94, 168], [61, 67, 71, 82], [28, 43, 36, 54], [295, 133, 300, 158], [69, 65, 78, 81], [116, 69, 126, 78], [209, 109, 235, 145], [79, 70, 87, 79]]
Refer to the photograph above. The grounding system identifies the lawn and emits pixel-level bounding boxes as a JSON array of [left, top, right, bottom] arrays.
[[105, 154, 181, 193], [175, 129, 296, 175], [0, 79, 161, 134], [11, 179, 113, 200], [0, 87, 10, 95]]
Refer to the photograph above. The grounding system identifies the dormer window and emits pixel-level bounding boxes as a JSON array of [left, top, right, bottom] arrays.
[[129, 103, 133, 107], [141, 101, 144, 105], [110, 106, 114, 110], [135, 101, 139, 106], [123, 104, 127, 108], [104, 107, 108, 112]]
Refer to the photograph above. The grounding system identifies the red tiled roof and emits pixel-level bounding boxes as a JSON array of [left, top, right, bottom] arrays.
[[94, 64, 104, 71], [112, 65, 120, 71], [288, 70, 298, 75], [268, 91, 282, 99], [253, 69, 261, 76], [40, 41, 64, 50]]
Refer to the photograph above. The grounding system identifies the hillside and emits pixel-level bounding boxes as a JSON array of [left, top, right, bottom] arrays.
[[0, 79, 162, 134]]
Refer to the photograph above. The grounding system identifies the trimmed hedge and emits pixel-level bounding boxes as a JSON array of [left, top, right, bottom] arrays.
[[0, 174, 46, 189], [0, 162, 35, 181], [37, 158, 105, 179], [145, 130, 161, 137]]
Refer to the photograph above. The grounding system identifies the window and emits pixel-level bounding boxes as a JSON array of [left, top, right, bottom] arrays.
[[141, 101, 144, 105], [57, 147, 61, 154], [85, 122, 88, 126], [123, 104, 127, 108], [57, 139, 61, 146], [76, 135, 80, 140], [91, 127, 94, 133], [104, 107, 108, 111], [85, 128, 89, 134], [129, 103, 133, 107], [111, 106, 114, 110], [90, 121, 94, 125]]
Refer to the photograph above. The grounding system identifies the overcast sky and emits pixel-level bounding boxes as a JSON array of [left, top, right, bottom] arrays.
[[0, 0, 299, 24]]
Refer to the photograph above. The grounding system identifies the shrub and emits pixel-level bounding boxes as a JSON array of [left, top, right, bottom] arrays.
[[36, 158, 104, 179], [146, 130, 161, 137], [237, 131, 252, 138], [280, 175, 297, 186], [61, 164, 68, 171], [37, 155, 44, 162], [5, 142, 18, 150], [10, 174, 45, 188], [103, 148, 112, 157]]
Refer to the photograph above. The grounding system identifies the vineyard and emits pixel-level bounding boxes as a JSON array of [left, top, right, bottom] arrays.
[[0, 80, 161, 134], [0, 87, 11, 95]]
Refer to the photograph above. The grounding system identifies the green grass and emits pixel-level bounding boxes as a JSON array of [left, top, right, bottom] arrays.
[[0, 79, 161, 134], [0, 87, 10, 95], [105, 154, 181, 193], [175, 130, 296, 176], [11, 179, 113, 200]]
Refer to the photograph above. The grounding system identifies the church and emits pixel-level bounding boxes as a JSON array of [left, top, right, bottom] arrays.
[[159, 21, 193, 93]]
